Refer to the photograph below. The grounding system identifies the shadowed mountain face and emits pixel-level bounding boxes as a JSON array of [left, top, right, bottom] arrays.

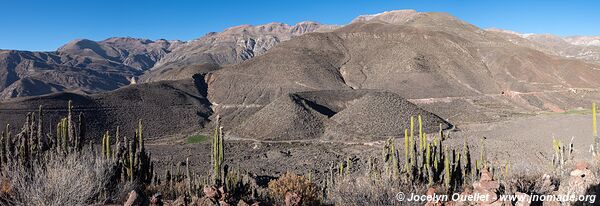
[[3, 10, 600, 140], [140, 21, 338, 82], [0, 76, 212, 141], [0, 38, 182, 99]]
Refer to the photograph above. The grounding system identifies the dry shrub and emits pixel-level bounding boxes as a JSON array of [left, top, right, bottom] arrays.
[[0, 178, 11, 197], [0, 151, 119, 206], [326, 174, 426, 206], [268, 172, 320, 205]]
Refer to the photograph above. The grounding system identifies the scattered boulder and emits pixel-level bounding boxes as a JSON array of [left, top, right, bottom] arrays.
[[203, 185, 221, 200], [219, 186, 233, 203], [150, 192, 163, 206], [285, 192, 302, 206], [471, 169, 502, 206], [576, 161, 590, 170], [424, 187, 442, 206], [450, 186, 473, 206], [557, 161, 599, 204], [237, 200, 251, 206], [124, 190, 147, 206]]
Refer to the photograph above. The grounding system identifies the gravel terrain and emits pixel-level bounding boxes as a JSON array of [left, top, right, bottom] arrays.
[[148, 112, 598, 181]]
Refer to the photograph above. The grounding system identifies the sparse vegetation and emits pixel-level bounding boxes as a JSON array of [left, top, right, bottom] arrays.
[[2, 103, 600, 205], [186, 134, 208, 144]]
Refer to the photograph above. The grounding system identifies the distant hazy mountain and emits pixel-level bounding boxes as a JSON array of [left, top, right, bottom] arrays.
[[140, 21, 338, 82], [0, 38, 182, 99], [487, 28, 600, 65], [0, 22, 336, 100]]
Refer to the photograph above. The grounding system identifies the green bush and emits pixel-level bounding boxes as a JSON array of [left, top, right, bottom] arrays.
[[186, 135, 208, 144]]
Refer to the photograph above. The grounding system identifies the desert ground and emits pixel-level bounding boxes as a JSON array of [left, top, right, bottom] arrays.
[[146, 110, 597, 182]]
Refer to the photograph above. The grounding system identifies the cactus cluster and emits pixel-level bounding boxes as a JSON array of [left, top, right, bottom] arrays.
[[0, 100, 157, 188], [326, 115, 486, 193], [0, 101, 89, 169], [552, 136, 574, 174], [102, 119, 154, 184], [368, 115, 485, 191]]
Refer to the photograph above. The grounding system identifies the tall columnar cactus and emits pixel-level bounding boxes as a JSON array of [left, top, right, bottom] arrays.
[[104, 131, 111, 159], [101, 132, 106, 158], [439, 123, 444, 141], [444, 148, 451, 188], [419, 115, 424, 151], [128, 139, 134, 182], [61, 118, 68, 154], [417, 115, 424, 151], [77, 113, 85, 151], [404, 129, 410, 173], [211, 116, 224, 185], [113, 126, 120, 160], [186, 157, 192, 195], [37, 106, 43, 151], [138, 120, 144, 152], [410, 116, 414, 149], [425, 142, 431, 170], [479, 137, 486, 169], [390, 139, 399, 179], [67, 100, 74, 149], [463, 140, 472, 179]]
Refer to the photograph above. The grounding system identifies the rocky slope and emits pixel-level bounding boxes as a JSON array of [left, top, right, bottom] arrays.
[[0, 38, 182, 99], [140, 21, 338, 82], [0, 75, 211, 140], [208, 10, 600, 126], [230, 90, 451, 141], [0, 22, 335, 100], [487, 28, 600, 65], [3, 10, 600, 141]]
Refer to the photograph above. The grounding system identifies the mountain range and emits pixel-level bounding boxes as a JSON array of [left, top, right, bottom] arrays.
[[0, 22, 335, 100], [2, 10, 600, 141]]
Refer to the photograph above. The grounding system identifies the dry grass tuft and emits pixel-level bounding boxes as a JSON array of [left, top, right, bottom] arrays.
[[326, 174, 427, 206], [0, 150, 119, 206]]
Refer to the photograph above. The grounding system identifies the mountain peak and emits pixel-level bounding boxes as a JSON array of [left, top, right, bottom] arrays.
[[351, 9, 418, 24]]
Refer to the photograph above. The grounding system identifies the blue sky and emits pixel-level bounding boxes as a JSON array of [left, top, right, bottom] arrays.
[[1, 0, 599, 51]]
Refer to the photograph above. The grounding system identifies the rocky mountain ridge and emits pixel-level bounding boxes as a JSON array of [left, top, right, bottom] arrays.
[[0, 21, 335, 100], [487, 28, 600, 65], [2, 10, 600, 141]]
